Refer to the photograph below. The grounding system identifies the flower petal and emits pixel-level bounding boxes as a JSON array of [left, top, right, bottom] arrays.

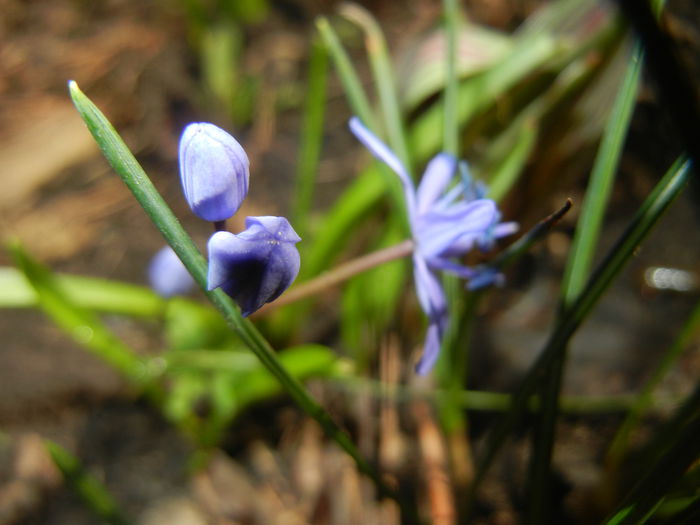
[[426, 256, 477, 279], [207, 217, 301, 316], [466, 267, 505, 290], [348, 117, 417, 220], [416, 153, 457, 215], [243, 216, 302, 244], [413, 254, 446, 319], [415, 313, 449, 375], [416, 200, 498, 259]]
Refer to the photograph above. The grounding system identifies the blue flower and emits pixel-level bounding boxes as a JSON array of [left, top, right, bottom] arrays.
[[207, 216, 301, 316], [179, 122, 250, 222], [349, 117, 517, 374], [148, 246, 196, 298]]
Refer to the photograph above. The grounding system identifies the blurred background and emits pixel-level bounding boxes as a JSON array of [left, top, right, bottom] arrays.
[[1, 1, 700, 523]]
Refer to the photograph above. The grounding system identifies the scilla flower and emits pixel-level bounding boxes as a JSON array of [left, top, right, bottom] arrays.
[[349, 117, 517, 374], [207, 216, 301, 316], [179, 122, 250, 222], [148, 246, 196, 298]]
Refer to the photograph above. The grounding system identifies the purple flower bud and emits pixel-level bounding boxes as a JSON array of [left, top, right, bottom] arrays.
[[148, 246, 196, 298], [179, 122, 250, 222], [207, 216, 301, 316]]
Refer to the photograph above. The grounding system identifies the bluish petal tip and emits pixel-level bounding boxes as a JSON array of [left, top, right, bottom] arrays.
[[148, 246, 195, 298]]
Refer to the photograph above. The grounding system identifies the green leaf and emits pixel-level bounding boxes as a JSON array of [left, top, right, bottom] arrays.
[[0, 266, 165, 317], [341, 217, 407, 370], [10, 243, 148, 384], [469, 156, 691, 505], [45, 441, 129, 525], [603, 386, 700, 525], [527, 44, 643, 524], [293, 36, 328, 237], [340, 4, 412, 173], [316, 16, 375, 128], [607, 297, 700, 464], [164, 298, 232, 351]]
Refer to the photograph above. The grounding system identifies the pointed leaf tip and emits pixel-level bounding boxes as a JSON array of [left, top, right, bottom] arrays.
[[68, 80, 80, 97]]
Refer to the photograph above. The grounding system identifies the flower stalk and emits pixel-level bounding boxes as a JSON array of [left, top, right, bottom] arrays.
[[256, 239, 415, 314]]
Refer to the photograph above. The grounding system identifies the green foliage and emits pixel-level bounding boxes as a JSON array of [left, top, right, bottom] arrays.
[[3, 0, 699, 521], [45, 441, 130, 525]]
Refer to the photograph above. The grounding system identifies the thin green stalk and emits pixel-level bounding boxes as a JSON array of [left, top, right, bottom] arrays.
[[484, 116, 538, 203], [442, 0, 460, 156], [603, 385, 700, 525], [561, 44, 643, 304], [607, 297, 700, 464], [616, 0, 700, 171], [0, 266, 165, 317], [336, 377, 658, 414], [437, 0, 466, 437], [435, 200, 572, 432], [526, 44, 644, 524], [68, 81, 410, 513], [45, 440, 130, 525], [340, 4, 412, 173], [316, 16, 375, 128], [257, 239, 414, 313], [10, 242, 149, 385], [293, 36, 328, 237], [437, 288, 479, 431], [468, 156, 690, 509], [315, 15, 408, 229], [490, 199, 573, 270]]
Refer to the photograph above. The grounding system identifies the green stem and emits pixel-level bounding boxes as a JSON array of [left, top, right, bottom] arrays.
[[442, 0, 459, 156], [293, 35, 328, 237], [336, 377, 662, 414], [607, 297, 700, 464], [45, 440, 130, 525]]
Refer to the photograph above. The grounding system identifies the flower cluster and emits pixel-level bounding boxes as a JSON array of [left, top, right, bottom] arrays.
[[150, 122, 300, 316], [349, 117, 517, 374]]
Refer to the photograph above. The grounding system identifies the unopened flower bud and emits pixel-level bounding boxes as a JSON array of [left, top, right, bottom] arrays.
[[179, 122, 249, 222], [207, 216, 301, 316], [148, 246, 196, 298]]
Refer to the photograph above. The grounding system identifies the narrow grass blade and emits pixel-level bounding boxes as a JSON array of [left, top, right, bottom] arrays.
[[45, 441, 129, 525], [10, 242, 149, 384], [317, 13, 408, 218], [603, 385, 700, 525], [340, 216, 406, 371], [527, 44, 643, 524], [68, 81, 409, 512], [481, 116, 538, 202], [340, 4, 412, 173], [607, 298, 700, 464], [293, 35, 328, 237], [316, 16, 375, 128], [336, 377, 650, 414], [442, 0, 460, 156], [0, 266, 165, 317], [562, 44, 643, 304], [408, 31, 557, 161], [469, 157, 691, 506]]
